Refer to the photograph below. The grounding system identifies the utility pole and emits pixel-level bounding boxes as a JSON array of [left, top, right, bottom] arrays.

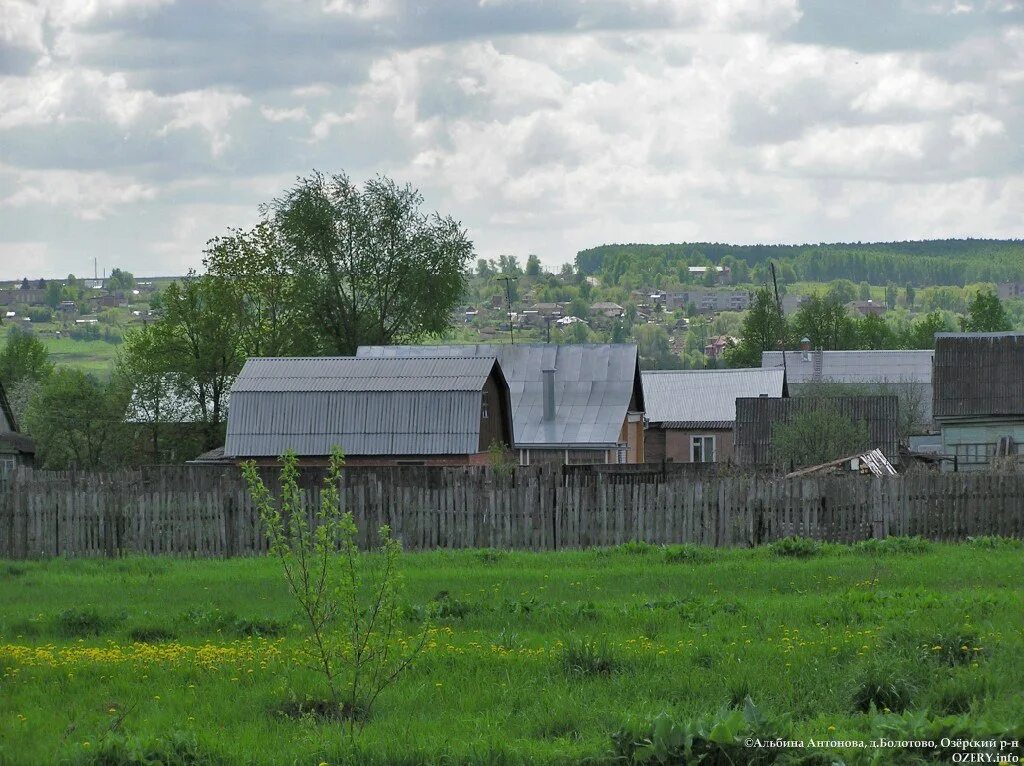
[[770, 261, 788, 384], [498, 276, 516, 344]]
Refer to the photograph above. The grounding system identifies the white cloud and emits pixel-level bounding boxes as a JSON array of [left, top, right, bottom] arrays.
[[0, 0, 1021, 276], [0, 165, 158, 220]]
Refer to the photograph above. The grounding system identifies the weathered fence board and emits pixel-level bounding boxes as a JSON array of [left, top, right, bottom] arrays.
[[2, 465, 1024, 559]]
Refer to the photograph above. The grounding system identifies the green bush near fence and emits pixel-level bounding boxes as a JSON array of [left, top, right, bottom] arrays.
[[1, 543, 1022, 764]]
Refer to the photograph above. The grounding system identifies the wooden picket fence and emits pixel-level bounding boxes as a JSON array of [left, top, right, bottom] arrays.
[[1, 465, 1023, 559]]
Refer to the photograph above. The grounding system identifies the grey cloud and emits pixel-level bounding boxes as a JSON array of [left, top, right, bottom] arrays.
[[787, 0, 1023, 52]]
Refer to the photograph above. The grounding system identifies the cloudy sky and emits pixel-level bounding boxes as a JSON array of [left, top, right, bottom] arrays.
[[1, 0, 1022, 279]]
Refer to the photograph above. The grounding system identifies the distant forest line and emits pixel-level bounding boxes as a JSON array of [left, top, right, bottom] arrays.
[[576, 239, 1024, 287]]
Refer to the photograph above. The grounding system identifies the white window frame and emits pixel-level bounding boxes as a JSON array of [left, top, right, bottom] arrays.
[[691, 435, 716, 463]]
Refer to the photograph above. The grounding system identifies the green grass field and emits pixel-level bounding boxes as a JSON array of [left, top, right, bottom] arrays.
[[40, 336, 119, 377], [2, 539, 1023, 764]]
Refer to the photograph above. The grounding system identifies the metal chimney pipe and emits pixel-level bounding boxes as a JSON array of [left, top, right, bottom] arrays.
[[542, 368, 556, 421]]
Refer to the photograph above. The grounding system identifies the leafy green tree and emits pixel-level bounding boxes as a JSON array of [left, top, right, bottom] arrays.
[[242, 449, 428, 735], [825, 280, 857, 305], [858, 281, 871, 301], [273, 171, 473, 354], [204, 221, 310, 357], [636, 324, 676, 369], [0, 326, 52, 388], [107, 268, 135, 294], [26, 368, 128, 469], [701, 269, 717, 287], [125, 273, 243, 451], [0, 326, 53, 427], [497, 255, 522, 277], [525, 254, 541, 277], [475, 259, 496, 279], [723, 287, 787, 368], [855, 313, 897, 350], [772, 405, 871, 470], [904, 311, 952, 349], [885, 283, 898, 309], [557, 321, 594, 345], [960, 290, 1012, 332], [905, 284, 915, 308], [791, 294, 858, 351]]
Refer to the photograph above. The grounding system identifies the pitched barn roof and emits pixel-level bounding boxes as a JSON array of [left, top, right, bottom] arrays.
[[224, 356, 508, 458], [762, 350, 933, 384], [642, 368, 784, 429], [762, 349, 934, 425], [734, 395, 900, 466], [933, 332, 1024, 419], [358, 344, 642, 449]]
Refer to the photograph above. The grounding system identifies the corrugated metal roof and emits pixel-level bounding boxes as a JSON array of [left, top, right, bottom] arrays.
[[358, 344, 641, 448], [232, 356, 496, 392], [933, 333, 1024, 418], [223, 356, 500, 458], [642, 368, 784, 425], [762, 350, 933, 384], [762, 349, 934, 425]]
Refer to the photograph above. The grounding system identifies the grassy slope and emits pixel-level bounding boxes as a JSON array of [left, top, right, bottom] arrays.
[[1, 542, 1022, 764], [41, 336, 118, 377]]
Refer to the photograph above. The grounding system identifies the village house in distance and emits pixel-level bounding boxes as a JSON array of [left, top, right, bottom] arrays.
[[0, 378, 35, 473], [357, 344, 645, 465], [641, 368, 785, 464], [219, 356, 513, 466], [933, 332, 1024, 471]]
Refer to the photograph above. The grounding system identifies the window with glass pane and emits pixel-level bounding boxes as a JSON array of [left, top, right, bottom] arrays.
[[691, 435, 715, 463]]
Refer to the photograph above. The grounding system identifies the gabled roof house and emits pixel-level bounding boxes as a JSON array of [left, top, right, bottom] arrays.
[[933, 332, 1024, 471], [222, 356, 513, 466], [762, 349, 935, 432], [642, 368, 785, 464], [0, 379, 35, 472], [358, 344, 645, 464]]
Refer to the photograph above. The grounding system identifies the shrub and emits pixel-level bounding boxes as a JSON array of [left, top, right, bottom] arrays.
[[854, 536, 932, 555], [55, 608, 125, 638], [930, 673, 989, 715], [559, 637, 619, 676], [768, 537, 821, 558], [870, 710, 1024, 764], [242, 448, 428, 738], [612, 699, 814, 765], [178, 607, 236, 634], [923, 627, 982, 667], [128, 625, 177, 643], [617, 540, 655, 555], [967, 535, 1023, 549], [851, 658, 917, 713], [474, 548, 507, 564], [65, 730, 222, 765], [231, 617, 287, 638], [662, 544, 711, 564], [2, 563, 27, 577], [427, 594, 479, 620]]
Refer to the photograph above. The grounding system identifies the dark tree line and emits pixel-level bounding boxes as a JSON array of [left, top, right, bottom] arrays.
[[577, 239, 1024, 287]]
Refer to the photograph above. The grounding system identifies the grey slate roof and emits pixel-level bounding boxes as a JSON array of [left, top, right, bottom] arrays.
[[642, 368, 784, 428], [933, 332, 1024, 419], [224, 356, 503, 458], [762, 349, 934, 425], [358, 344, 642, 449]]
